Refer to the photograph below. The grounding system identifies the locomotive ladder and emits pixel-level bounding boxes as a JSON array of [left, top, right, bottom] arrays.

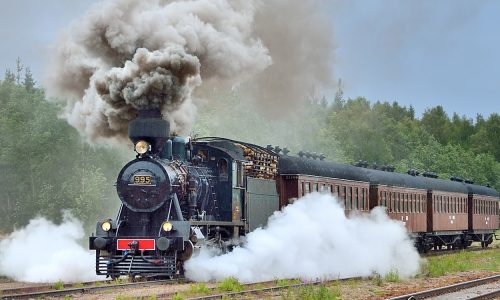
[[208, 178, 220, 220]]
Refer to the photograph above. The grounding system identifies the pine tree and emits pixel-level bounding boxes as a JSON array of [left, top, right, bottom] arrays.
[[15, 57, 23, 85], [23, 67, 36, 92], [4, 69, 15, 83]]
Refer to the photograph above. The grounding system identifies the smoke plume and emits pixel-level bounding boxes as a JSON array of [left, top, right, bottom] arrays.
[[185, 193, 421, 282], [0, 212, 98, 283], [44, 0, 334, 144]]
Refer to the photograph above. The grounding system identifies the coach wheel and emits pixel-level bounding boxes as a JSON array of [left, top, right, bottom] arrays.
[[481, 241, 485, 248]]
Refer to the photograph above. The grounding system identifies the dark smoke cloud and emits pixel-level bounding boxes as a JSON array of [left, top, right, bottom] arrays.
[[44, 0, 335, 143]]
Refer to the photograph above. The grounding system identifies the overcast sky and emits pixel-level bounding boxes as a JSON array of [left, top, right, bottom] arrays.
[[1, 0, 498, 119]]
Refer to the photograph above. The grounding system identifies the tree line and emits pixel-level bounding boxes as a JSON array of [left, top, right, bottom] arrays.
[[0, 62, 127, 233]]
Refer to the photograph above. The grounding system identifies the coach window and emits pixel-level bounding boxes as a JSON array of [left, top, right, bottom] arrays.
[[353, 188, 359, 210], [401, 193, 408, 213], [392, 192, 396, 212], [346, 187, 352, 209], [412, 194, 415, 213], [361, 188, 366, 210], [305, 182, 311, 194], [398, 193, 402, 213], [394, 193, 398, 213], [335, 185, 340, 197]]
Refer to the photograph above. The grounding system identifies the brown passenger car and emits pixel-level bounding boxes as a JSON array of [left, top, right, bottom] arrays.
[[370, 185, 427, 233]]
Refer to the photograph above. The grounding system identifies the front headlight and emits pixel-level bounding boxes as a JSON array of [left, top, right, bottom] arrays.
[[101, 221, 112, 232], [162, 221, 173, 232], [135, 140, 150, 155]]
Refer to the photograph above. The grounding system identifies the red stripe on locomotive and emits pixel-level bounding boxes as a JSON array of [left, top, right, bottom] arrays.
[[117, 239, 155, 250]]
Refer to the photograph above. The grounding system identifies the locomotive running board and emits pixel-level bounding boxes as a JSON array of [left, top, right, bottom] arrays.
[[189, 220, 244, 226]]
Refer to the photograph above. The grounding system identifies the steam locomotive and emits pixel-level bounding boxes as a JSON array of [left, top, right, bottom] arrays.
[[89, 109, 499, 278]]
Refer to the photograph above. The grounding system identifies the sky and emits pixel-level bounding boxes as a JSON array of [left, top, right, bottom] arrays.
[[0, 0, 498, 119]]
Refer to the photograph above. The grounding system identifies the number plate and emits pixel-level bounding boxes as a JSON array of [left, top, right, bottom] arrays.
[[133, 175, 152, 185]]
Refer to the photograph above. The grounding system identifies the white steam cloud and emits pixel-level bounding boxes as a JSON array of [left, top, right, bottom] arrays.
[[185, 193, 420, 282], [0, 212, 98, 283], [44, 0, 334, 144]]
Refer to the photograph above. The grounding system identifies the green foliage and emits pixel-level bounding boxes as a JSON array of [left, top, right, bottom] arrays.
[[423, 249, 499, 277], [189, 282, 210, 294], [217, 277, 243, 292], [383, 271, 400, 283], [282, 284, 341, 300], [371, 274, 383, 286], [277, 278, 301, 287], [0, 64, 126, 233], [53, 280, 64, 290], [171, 292, 185, 300]]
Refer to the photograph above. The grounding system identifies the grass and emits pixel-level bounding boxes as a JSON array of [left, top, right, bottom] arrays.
[[276, 278, 301, 287], [172, 292, 184, 300], [281, 284, 341, 300], [188, 282, 210, 295], [384, 271, 401, 283], [423, 249, 499, 277], [217, 277, 243, 292], [371, 274, 383, 286], [53, 280, 64, 290], [112, 277, 129, 285]]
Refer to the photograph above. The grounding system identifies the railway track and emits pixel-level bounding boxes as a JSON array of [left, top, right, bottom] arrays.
[[387, 274, 500, 300], [154, 277, 363, 300], [0, 278, 186, 299]]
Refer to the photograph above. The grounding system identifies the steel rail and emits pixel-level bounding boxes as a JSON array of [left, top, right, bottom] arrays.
[[469, 288, 500, 300], [1, 278, 185, 300], [386, 274, 500, 300]]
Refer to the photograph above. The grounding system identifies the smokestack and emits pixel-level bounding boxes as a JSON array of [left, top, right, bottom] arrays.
[[128, 108, 169, 154]]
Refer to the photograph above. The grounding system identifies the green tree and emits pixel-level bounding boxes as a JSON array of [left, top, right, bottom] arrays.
[[421, 106, 451, 144], [471, 113, 500, 161]]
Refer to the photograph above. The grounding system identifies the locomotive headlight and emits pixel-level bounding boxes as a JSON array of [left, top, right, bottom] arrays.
[[161, 221, 173, 232], [101, 221, 112, 232], [135, 140, 149, 155]]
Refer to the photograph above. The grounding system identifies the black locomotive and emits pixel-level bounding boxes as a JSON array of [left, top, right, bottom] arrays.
[[89, 108, 499, 278], [89, 108, 280, 278]]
